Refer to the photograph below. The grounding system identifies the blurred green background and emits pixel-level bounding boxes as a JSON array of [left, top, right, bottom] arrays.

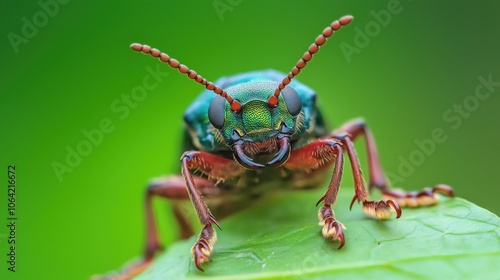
[[1, 0, 499, 279]]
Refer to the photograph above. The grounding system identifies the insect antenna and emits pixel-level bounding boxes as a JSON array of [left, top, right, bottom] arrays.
[[268, 15, 354, 107], [130, 43, 242, 112]]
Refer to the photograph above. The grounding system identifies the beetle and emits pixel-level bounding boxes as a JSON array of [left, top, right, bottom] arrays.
[[96, 15, 454, 279]]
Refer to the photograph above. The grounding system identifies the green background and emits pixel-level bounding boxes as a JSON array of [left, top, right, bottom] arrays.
[[1, 0, 499, 279]]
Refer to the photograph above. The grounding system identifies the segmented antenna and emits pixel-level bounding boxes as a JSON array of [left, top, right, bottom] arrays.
[[130, 43, 242, 112], [268, 15, 354, 107]]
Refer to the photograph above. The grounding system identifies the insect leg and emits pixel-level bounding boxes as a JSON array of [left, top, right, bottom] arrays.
[[181, 151, 243, 271], [331, 133, 401, 220], [331, 118, 454, 208], [145, 176, 218, 255], [284, 139, 346, 248], [92, 175, 216, 280]]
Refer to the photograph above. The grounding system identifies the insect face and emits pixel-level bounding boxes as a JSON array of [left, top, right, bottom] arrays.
[[208, 81, 302, 169]]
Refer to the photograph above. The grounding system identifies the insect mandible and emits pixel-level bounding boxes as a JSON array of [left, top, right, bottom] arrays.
[[96, 15, 454, 279]]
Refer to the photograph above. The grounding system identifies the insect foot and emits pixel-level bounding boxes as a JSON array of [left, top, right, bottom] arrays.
[[318, 206, 346, 249], [362, 200, 402, 220], [191, 224, 218, 271], [381, 184, 454, 208]]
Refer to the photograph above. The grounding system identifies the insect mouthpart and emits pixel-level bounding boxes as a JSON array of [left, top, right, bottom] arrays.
[[230, 130, 291, 170]]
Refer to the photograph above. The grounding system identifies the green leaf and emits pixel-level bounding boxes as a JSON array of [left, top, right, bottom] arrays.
[[136, 188, 500, 280]]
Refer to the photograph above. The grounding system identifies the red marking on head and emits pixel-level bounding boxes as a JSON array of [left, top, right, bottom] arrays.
[[230, 101, 242, 112]]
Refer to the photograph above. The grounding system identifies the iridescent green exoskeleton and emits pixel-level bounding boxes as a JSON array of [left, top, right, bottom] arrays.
[[95, 15, 454, 280]]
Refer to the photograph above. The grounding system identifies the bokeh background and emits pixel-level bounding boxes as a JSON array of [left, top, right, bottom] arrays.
[[1, 0, 499, 279]]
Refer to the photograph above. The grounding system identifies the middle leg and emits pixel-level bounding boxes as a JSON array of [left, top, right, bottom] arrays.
[[331, 132, 401, 219], [332, 118, 454, 207]]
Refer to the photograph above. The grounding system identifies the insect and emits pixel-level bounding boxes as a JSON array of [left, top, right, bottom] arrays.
[[96, 15, 454, 279]]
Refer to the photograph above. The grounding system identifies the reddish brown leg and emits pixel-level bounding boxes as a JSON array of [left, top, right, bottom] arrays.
[[181, 151, 243, 271], [94, 151, 242, 279], [92, 175, 217, 280], [144, 176, 218, 259], [284, 139, 346, 248], [332, 133, 401, 219], [332, 118, 454, 208]]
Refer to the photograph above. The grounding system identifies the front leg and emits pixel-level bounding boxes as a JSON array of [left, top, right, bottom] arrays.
[[181, 151, 243, 270], [284, 139, 346, 248], [93, 153, 241, 279], [92, 175, 218, 280]]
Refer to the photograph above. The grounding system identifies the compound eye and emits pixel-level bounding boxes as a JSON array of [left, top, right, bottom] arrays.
[[281, 87, 302, 116], [208, 95, 226, 129]]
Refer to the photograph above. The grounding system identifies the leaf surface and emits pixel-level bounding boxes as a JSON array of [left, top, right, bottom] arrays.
[[136, 189, 500, 280]]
